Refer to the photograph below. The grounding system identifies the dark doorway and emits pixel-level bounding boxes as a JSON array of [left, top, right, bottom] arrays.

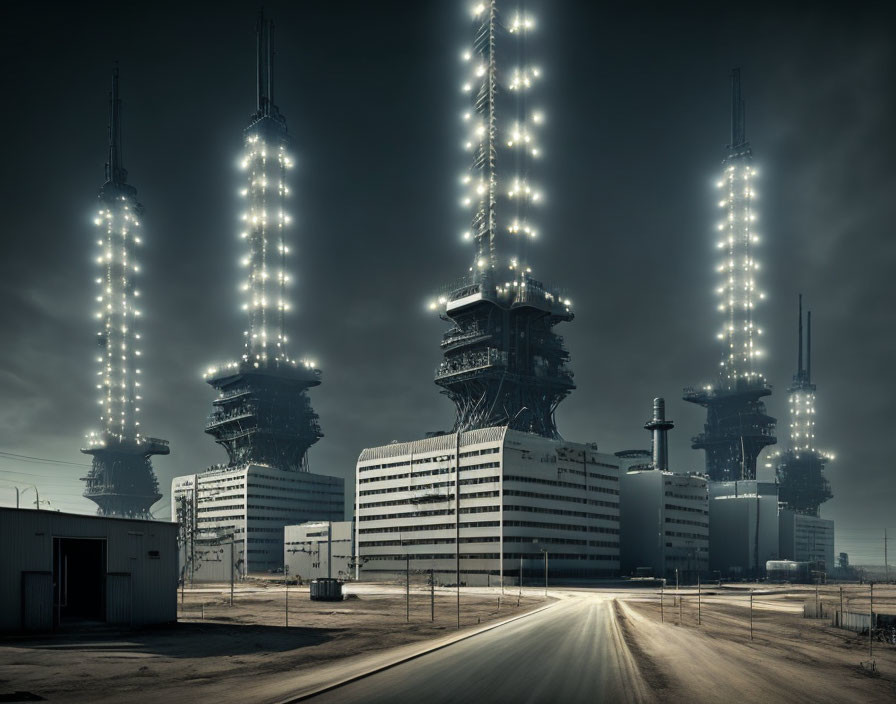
[[53, 537, 106, 625]]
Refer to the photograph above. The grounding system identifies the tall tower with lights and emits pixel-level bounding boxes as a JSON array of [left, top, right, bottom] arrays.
[[772, 296, 833, 515], [81, 68, 169, 518], [683, 69, 776, 481], [431, 0, 574, 438], [203, 12, 322, 472]]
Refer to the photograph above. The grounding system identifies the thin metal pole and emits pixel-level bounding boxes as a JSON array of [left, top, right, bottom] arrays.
[[750, 590, 754, 641], [285, 566, 289, 628], [431, 568, 434, 622], [455, 430, 460, 630], [660, 582, 664, 623], [15, 487, 19, 509], [885, 529, 889, 584], [697, 575, 701, 626], [839, 586, 843, 626], [816, 581, 819, 617], [230, 540, 234, 607], [518, 554, 522, 607], [406, 554, 410, 623], [869, 581, 874, 660], [679, 588, 682, 625], [544, 551, 548, 598]]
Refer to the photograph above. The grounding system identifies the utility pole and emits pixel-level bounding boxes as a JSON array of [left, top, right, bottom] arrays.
[[406, 554, 410, 623], [544, 550, 548, 598], [869, 581, 874, 661], [229, 538, 234, 607], [518, 554, 522, 607], [455, 429, 461, 631], [697, 575, 701, 626], [660, 581, 664, 623], [430, 568, 435, 622], [285, 565, 289, 628], [750, 590, 754, 641], [679, 587, 682, 625], [328, 521, 333, 581], [885, 529, 889, 583], [839, 586, 843, 627]]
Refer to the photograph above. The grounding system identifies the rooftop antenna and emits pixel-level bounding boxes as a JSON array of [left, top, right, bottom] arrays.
[[106, 64, 126, 186], [807, 310, 812, 384], [256, 10, 275, 116]]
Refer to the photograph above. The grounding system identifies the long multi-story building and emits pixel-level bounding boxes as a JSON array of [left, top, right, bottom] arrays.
[[355, 427, 621, 586], [80, 67, 168, 518], [684, 69, 776, 482], [172, 12, 342, 574]]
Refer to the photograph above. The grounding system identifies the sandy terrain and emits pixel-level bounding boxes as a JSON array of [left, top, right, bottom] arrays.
[[618, 585, 896, 704], [0, 582, 544, 703]]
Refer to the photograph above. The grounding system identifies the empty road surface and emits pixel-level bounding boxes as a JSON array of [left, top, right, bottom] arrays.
[[303, 595, 648, 704]]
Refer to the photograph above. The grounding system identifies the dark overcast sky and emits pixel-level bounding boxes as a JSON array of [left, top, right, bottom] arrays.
[[0, 1, 893, 563]]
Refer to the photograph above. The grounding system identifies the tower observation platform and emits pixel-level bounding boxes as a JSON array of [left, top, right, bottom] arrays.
[[432, 2, 574, 439], [683, 69, 776, 481]]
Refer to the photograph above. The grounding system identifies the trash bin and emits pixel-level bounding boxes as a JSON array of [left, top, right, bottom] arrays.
[[310, 578, 342, 601]]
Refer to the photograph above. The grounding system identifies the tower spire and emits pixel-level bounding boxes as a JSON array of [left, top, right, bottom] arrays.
[[106, 65, 126, 187], [730, 67, 746, 150], [256, 10, 276, 116], [807, 310, 812, 384], [798, 293, 804, 377]]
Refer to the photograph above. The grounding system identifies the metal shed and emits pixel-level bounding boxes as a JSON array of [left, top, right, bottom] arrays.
[[0, 507, 178, 632]]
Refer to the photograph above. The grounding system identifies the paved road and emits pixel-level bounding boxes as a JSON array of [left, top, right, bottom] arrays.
[[305, 595, 647, 704]]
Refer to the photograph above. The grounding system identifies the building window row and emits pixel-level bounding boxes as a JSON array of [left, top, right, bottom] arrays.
[[503, 474, 619, 494], [358, 521, 501, 534], [504, 505, 618, 522], [359, 490, 499, 510], [664, 503, 708, 515], [504, 520, 619, 535], [664, 517, 709, 528], [503, 489, 618, 509], [664, 531, 707, 540]]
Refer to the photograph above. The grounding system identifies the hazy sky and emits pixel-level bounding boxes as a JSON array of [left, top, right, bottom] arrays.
[[0, 1, 893, 563]]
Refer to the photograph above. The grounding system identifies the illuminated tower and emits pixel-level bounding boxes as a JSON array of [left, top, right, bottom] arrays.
[[683, 69, 776, 481], [81, 68, 169, 518], [204, 12, 322, 472], [431, 1, 574, 438], [772, 296, 833, 515]]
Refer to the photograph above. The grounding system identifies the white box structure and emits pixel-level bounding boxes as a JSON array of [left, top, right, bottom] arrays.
[[778, 509, 835, 571], [172, 464, 344, 577], [284, 521, 353, 581], [620, 469, 709, 582], [355, 427, 621, 586]]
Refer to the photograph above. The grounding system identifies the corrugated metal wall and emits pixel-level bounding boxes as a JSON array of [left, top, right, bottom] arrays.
[[0, 508, 178, 632]]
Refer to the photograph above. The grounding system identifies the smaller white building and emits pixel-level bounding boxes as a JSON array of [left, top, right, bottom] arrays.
[[620, 469, 709, 582], [172, 463, 344, 578], [778, 509, 834, 571], [284, 521, 354, 581], [708, 480, 779, 578]]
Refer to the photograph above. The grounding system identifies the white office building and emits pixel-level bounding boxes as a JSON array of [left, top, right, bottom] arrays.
[[172, 463, 344, 577], [620, 469, 709, 583], [355, 426, 621, 586], [778, 509, 835, 571], [284, 521, 354, 581], [708, 480, 779, 578]]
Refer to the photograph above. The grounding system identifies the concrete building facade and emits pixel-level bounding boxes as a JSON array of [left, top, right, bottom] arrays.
[[0, 507, 178, 632], [708, 480, 779, 578], [778, 509, 835, 571], [620, 470, 709, 583], [356, 427, 621, 586], [171, 463, 344, 577], [284, 521, 354, 581]]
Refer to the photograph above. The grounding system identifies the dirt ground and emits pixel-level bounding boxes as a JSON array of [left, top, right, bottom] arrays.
[[618, 584, 896, 703], [0, 582, 544, 703]]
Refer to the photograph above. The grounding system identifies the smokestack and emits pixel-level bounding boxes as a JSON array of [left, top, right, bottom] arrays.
[[644, 397, 674, 471]]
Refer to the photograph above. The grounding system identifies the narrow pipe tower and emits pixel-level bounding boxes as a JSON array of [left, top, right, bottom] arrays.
[[203, 11, 322, 472], [81, 67, 169, 518], [644, 398, 674, 471]]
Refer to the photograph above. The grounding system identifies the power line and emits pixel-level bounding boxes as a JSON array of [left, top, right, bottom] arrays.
[[0, 451, 90, 467]]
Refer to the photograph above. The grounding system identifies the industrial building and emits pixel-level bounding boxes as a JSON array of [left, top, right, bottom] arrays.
[[356, 427, 621, 586], [171, 465, 343, 576], [177, 12, 344, 575], [778, 509, 834, 571], [284, 521, 354, 581], [683, 69, 776, 482], [708, 480, 779, 578], [80, 68, 168, 518], [619, 400, 709, 583], [0, 508, 178, 632]]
